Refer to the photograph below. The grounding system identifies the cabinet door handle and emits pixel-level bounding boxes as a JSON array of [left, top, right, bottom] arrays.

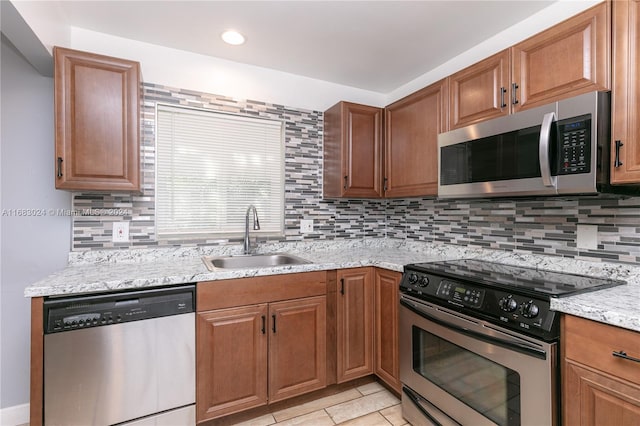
[[511, 83, 519, 105], [612, 350, 640, 363], [343, 175, 348, 190], [340, 278, 345, 295], [56, 157, 63, 178], [614, 140, 624, 167], [261, 315, 266, 334], [272, 314, 276, 333], [383, 177, 388, 192], [500, 87, 507, 108]]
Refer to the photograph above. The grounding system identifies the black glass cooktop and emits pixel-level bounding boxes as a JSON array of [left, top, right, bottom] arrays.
[[407, 259, 626, 298]]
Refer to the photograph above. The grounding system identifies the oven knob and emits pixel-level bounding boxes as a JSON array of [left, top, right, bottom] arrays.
[[408, 273, 418, 284], [521, 301, 540, 318], [418, 276, 429, 287], [499, 296, 518, 312]]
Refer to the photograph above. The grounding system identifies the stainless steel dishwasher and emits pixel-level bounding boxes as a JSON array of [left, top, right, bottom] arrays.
[[43, 285, 196, 425]]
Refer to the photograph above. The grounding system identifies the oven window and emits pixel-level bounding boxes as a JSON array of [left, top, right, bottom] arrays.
[[412, 326, 521, 426]]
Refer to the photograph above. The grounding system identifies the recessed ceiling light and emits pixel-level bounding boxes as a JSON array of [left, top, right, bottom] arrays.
[[221, 30, 246, 46]]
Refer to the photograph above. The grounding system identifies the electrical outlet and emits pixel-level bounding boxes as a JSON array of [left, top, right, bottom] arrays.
[[300, 219, 314, 234], [576, 224, 598, 250], [113, 222, 130, 242]]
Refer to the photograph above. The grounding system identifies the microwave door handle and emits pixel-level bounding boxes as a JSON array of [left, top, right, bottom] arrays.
[[539, 112, 557, 188]]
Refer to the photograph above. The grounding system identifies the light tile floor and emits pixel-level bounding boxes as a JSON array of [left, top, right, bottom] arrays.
[[231, 382, 409, 426]]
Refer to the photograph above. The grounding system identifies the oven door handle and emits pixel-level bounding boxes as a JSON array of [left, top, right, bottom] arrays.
[[403, 386, 462, 426], [400, 297, 547, 360]]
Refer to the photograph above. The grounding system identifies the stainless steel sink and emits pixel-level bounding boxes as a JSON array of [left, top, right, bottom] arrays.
[[202, 253, 312, 271]]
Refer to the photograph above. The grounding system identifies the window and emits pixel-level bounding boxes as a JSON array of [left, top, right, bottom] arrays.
[[156, 105, 284, 237]]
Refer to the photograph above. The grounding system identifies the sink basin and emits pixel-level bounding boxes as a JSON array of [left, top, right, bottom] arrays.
[[202, 253, 312, 271]]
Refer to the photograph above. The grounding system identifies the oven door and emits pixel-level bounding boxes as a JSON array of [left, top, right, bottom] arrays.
[[399, 294, 557, 426]]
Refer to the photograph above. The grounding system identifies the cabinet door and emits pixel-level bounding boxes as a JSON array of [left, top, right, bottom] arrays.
[[562, 315, 640, 425], [385, 79, 448, 197], [196, 304, 268, 421], [323, 102, 383, 198], [511, 2, 610, 112], [448, 50, 510, 129], [54, 47, 140, 191], [336, 268, 374, 382], [374, 269, 401, 393], [611, 0, 640, 184], [269, 296, 327, 402], [564, 360, 640, 426]]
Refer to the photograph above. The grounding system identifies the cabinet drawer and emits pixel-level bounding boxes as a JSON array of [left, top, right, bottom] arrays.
[[197, 271, 327, 311], [563, 315, 640, 384]]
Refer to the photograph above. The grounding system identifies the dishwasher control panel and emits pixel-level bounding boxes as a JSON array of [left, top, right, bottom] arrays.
[[44, 285, 195, 334]]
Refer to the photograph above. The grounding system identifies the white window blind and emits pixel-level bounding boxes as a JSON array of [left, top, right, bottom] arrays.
[[156, 105, 284, 237]]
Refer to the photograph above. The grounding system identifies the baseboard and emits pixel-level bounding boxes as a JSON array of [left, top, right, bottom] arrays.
[[0, 403, 29, 426]]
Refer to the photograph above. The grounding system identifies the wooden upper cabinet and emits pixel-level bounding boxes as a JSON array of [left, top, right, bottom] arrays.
[[54, 47, 140, 191], [449, 50, 510, 129], [323, 102, 383, 198], [511, 1, 610, 112], [385, 79, 448, 197], [611, 0, 640, 184], [449, 2, 609, 128]]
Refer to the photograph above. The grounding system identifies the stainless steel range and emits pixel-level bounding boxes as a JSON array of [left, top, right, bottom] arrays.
[[399, 259, 625, 426]]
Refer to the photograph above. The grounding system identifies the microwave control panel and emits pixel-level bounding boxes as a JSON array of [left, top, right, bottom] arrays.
[[558, 116, 591, 175]]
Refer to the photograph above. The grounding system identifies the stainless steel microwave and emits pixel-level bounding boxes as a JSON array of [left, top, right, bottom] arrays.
[[438, 91, 615, 199]]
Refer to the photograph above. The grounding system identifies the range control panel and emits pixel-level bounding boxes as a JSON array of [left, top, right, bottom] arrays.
[[400, 269, 558, 341], [558, 116, 591, 175]]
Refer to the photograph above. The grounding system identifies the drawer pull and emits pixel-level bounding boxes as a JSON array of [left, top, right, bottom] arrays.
[[612, 350, 640, 363]]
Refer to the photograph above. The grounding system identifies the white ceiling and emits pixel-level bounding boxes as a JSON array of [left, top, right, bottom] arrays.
[[52, 0, 556, 93]]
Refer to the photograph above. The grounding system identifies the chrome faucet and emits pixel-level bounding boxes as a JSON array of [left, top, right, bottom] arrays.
[[243, 205, 260, 254]]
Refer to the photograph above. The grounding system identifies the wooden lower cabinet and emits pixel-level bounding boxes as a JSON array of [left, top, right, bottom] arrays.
[[336, 268, 374, 382], [196, 272, 328, 423], [268, 297, 327, 403], [374, 269, 401, 393], [562, 315, 640, 426], [564, 361, 640, 426], [197, 296, 326, 422], [196, 304, 269, 420]]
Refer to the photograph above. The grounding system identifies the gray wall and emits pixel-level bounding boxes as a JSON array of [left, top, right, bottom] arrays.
[[0, 36, 71, 409]]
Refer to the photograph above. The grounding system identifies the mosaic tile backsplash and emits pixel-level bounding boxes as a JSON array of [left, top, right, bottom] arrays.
[[71, 83, 640, 265], [386, 195, 640, 264], [72, 83, 387, 250]]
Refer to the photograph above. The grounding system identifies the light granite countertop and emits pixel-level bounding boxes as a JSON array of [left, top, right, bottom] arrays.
[[25, 239, 640, 333]]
